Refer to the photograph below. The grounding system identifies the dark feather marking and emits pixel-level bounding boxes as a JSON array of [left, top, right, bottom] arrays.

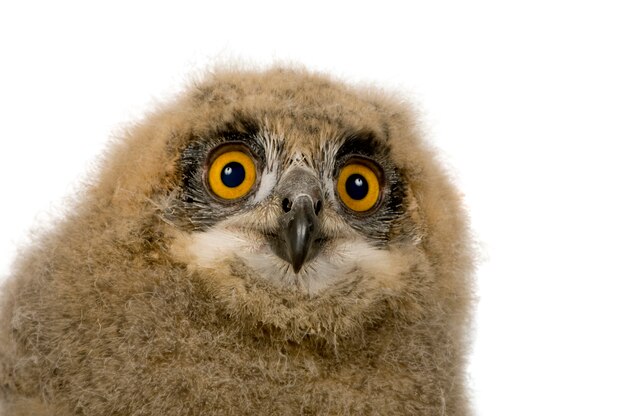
[[333, 130, 408, 245], [165, 114, 268, 231]]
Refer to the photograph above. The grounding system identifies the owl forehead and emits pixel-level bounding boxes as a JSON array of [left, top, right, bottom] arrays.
[[186, 71, 398, 161], [194, 110, 391, 176]]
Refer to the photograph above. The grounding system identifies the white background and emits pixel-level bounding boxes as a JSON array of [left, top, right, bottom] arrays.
[[1, 2, 625, 415]]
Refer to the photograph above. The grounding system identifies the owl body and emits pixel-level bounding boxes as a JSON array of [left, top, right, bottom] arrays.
[[0, 68, 473, 415]]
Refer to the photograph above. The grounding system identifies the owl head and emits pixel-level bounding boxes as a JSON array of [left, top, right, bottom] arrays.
[[88, 66, 471, 345]]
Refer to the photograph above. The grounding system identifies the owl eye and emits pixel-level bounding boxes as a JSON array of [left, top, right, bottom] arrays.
[[206, 144, 257, 200], [336, 159, 383, 213]]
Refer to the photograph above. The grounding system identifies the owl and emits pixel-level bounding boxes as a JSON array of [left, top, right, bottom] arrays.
[[0, 67, 473, 415]]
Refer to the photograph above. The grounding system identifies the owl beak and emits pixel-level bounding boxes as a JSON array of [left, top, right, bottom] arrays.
[[280, 195, 320, 273], [274, 167, 323, 273]]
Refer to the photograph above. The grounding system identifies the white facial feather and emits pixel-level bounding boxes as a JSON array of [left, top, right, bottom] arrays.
[[172, 224, 410, 295], [252, 169, 277, 203]]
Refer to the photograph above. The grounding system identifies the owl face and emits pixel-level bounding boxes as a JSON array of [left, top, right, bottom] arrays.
[[157, 70, 426, 296], [167, 123, 417, 294]]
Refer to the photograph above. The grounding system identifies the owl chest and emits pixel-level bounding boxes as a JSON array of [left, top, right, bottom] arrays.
[[9, 266, 437, 415], [125, 328, 433, 415], [17, 300, 430, 415]]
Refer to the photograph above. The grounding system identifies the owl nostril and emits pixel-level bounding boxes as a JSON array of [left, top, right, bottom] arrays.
[[314, 200, 322, 216], [282, 198, 293, 213]]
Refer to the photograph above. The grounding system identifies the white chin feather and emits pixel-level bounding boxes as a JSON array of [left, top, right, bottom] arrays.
[[171, 225, 407, 295]]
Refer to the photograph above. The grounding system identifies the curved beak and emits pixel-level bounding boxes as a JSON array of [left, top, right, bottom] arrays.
[[280, 196, 319, 273], [272, 167, 323, 273]]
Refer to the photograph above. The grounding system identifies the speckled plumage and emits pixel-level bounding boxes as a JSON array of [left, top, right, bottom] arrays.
[[0, 67, 474, 415]]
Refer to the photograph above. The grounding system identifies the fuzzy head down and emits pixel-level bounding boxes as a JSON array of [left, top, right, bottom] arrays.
[[0, 67, 474, 415]]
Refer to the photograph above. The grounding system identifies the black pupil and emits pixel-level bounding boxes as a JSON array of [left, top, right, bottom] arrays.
[[346, 174, 369, 200], [221, 162, 245, 188]]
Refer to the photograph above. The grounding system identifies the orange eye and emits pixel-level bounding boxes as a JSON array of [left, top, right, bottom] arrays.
[[206, 146, 257, 200], [336, 160, 382, 212]]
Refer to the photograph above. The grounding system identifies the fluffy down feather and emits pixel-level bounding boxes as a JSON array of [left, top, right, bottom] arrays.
[[0, 67, 474, 415]]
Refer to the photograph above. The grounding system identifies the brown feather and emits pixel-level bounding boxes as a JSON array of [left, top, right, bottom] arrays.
[[0, 67, 474, 415]]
